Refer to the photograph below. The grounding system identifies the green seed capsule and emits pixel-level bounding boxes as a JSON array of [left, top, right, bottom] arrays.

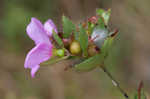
[[70, 41, 81, 55], [56, 49, 65, 57]]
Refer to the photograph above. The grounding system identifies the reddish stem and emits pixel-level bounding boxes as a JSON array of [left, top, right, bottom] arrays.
[[138, 81, 143, 99]]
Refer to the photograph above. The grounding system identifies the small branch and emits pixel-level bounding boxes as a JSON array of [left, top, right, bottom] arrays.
[[100, 65, 129, 99], [138, 81, 143, 99]]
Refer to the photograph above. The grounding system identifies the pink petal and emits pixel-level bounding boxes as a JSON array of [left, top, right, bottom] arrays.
[[44, 19, 58, 36], [26, 17, 50, 45], [31, 65, 40, 78], [24, 43, 53, 69]]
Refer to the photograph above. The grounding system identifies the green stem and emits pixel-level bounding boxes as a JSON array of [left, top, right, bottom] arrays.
[[100, 66, 129, 99]]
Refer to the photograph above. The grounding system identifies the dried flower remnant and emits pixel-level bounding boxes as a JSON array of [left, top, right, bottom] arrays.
[[91, 28, 108, 48]]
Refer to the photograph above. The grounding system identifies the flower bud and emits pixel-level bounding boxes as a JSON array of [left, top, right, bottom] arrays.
[[88, 45, 99, 56], [91, 28, 108, 48], [56, 49, 65, 57], [69, 41, 81, 55], [63, 38, 70, 48]]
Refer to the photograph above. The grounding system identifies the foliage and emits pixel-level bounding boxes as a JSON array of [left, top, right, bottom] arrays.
[[96, 8, 111, 25], [53, 31, 64, 47], [74, 53, 104, 71], [62, 16, 76, 38], [78, 25, 88, 56]]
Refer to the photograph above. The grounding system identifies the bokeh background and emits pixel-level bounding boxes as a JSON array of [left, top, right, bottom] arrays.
[[0, 0, 150, 99]]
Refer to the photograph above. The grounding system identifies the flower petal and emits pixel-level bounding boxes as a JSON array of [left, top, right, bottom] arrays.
[[24, 43, 53, 69], [44, 19, 58, 36], [31, 65, 40, 78], [26, 17, 50, 45]]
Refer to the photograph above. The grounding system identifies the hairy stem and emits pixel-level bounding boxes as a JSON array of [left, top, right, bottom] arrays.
[[100, 65, 129, 99]]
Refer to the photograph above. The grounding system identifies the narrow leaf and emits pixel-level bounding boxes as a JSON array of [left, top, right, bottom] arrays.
[[87, 22, 95, 35], [74, 53, 104, 71], [97, 17, 105, 29], [62, 16, 76, 38], [102, 9, 111, 25], [96, 8, 111, 25], [101, 37, 114, 57], [79, 25, 88, 56], [53, 31, 64, 47], [96, 9, 105, 16], [41, 55, 69, 66], [74, 31, 79, 41]]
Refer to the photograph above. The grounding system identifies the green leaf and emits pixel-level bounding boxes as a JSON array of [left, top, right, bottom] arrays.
[[41, 55, 69, 66], [74, 53, 104, 71], [101, 37, 114, 57], [74, 31, 79, 41], [102, 9, 111, 25], [78, 25, 88, 56], [53, 31, 64, 47], [96, 8, 111, 25], [62, 16, 76, 38], [87, 22, 95, 35], [96, 9, 105, 16], [97, 17, 105, 29]]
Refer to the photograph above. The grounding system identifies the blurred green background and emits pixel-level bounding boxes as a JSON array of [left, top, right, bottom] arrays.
[[0, 0, 150, 99]]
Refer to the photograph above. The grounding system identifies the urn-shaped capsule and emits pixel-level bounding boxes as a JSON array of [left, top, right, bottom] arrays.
[[69, 41, 81, 55]]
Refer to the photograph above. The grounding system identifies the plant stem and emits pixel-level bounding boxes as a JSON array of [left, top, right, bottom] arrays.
[[100, 66, 129, 99]]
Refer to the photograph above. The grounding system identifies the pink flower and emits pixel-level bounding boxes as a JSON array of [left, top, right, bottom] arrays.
[[24, 17, 57, 78]]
